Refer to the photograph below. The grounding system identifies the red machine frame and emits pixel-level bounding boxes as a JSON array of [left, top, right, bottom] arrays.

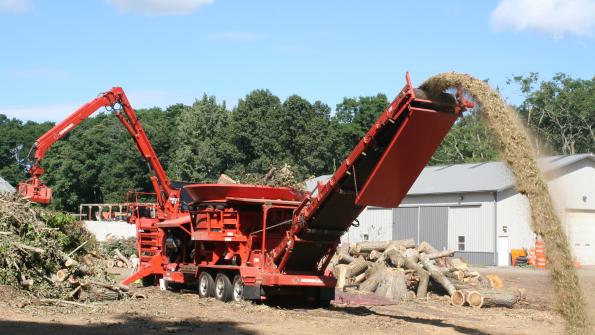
[[19, 74, 473, 304]]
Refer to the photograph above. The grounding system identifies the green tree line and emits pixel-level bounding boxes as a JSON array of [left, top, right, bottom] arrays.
[[0, 73, 592, 211]]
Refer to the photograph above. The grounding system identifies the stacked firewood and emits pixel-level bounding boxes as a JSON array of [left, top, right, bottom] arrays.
[[330, 239, 523, 308]]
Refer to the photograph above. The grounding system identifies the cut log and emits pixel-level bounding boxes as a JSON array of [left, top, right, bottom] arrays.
[[79, 290, 120, 302], [88, 280, 129, 292], [334, 264, 350, 290], [418, 241, 452, 268], [418, 254, 456, 296], [386, 248, 406, 268], [450, 258, 468, 271], [14, 242, 45, 254], [368, 250, 381, 261], [450, 289, 470, 306], [446, 270, 465, 282], [114, 249, 133, 268], [353, 271, 367, 284], [56, 269, 70, 282], [426, 250, 455, 260], [348, 259, 369, 278], [67, 277, 79, 285], [64, 259, 76, 268], [353, 239, 415, 253], [402, 249, 429, 298], [82, 254, 94, 267], [106, 259, 115, 268], [359, 263, 386, 292], [338, 253, 356, 264], [375, 268, 408, 301], [467, 289, 522, 308], [116, 260, 125, 268], [338, 243, 350, 256]]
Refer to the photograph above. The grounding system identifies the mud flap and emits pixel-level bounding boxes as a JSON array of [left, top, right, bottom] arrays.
[[242, 284, 261, 300]]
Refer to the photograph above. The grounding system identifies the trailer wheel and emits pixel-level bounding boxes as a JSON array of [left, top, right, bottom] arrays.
[[214, 273, 233, 302], [198, 272, 215, 298], [232, 275, 243, 302]]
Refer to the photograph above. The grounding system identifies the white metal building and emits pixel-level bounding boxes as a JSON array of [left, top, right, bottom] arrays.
[[0, 176, 16, 194], [309, 153, 595, 266]]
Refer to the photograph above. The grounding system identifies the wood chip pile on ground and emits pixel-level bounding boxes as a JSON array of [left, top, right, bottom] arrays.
[[329, 239, 524, 308]]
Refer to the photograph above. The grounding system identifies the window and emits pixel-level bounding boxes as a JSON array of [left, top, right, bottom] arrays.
[[362, 234, 369, 241], [458, 236, 465, 251]]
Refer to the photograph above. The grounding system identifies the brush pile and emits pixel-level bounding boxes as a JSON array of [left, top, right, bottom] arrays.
[[330, 239, 523, 308], [222, 163, 307, 190], [0, 193, 131, 303]]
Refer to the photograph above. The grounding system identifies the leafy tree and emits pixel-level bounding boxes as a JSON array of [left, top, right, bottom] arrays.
[[170, 95, 229, 182], [509, 73, 594, 154], [226, 89, 285, 177], [430, 110, 499, 165], [0, 115, 52, 186], [334, 94, 389, 159]]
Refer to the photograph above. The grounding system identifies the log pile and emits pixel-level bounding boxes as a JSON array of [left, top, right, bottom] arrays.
[[331, 239, 523, 308], [0, 194, 132, 303]]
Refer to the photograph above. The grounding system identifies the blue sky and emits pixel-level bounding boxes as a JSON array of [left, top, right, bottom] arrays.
[[1, 0, 594, 122]]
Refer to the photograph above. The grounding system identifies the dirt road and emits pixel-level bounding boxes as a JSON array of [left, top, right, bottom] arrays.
[[1, 267, 593, 335]]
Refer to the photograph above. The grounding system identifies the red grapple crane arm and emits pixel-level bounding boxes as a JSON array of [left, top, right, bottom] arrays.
[[19, 87, 176, 209]]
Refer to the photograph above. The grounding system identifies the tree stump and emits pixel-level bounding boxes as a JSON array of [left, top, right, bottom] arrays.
[[375, 268, 408, 301]]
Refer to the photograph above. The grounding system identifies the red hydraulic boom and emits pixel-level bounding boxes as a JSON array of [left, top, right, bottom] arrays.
[[17, 87, 180, 216]]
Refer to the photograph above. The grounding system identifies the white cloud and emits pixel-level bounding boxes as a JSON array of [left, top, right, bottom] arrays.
[[207, 31, 266, 42], [0, 104, 80, 123], [491, 0, 595, 38], [0, 0, 33, 13], [106, 0, 213, 16]]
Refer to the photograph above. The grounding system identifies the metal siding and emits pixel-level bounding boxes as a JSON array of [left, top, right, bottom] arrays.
[[454, 252, 495, 266], [393, 207, 418, 242], [448, 202, 495, 253], [342, 207, 392, 243], [419, 207, 448, 250]]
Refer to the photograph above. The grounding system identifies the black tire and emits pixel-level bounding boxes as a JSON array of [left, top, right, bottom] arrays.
[[198, 272, 215, 298], [141, 275, 155, 287], [313, 299, 331, 308], [214, 273, 233, 302], [167, 282, 182, 292], [232, 275, 244, 302]]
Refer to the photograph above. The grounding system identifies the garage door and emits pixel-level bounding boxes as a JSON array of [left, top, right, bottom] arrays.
[[567, 211, 595, 266]]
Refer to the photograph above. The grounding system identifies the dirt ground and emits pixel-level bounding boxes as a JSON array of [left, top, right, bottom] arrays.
[[1, 267, 594, 335]]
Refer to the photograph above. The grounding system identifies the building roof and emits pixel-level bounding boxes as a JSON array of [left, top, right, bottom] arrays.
[[409, 153, 594, 195], [307, 153, 594, 196], [0, 176, 16, 194]]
